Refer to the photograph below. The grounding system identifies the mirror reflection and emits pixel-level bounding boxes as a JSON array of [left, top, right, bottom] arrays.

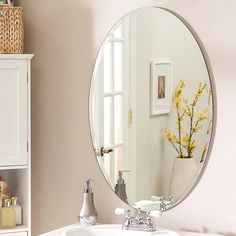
[[90, 8, 213, 212]]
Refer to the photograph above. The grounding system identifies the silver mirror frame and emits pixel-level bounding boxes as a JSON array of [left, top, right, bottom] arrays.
[[88, 6, 217, 212]]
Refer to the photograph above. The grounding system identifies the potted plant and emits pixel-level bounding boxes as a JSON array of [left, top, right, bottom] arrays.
[[164, 80, 211, 162], [164, 80, 212, 199]]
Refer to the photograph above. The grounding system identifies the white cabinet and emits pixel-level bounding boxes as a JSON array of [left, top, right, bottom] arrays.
[[0, 60, 28, 166], [0, 54, 33, 236]]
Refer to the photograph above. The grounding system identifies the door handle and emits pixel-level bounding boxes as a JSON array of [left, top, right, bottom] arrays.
[[94, 146, 113, 157]]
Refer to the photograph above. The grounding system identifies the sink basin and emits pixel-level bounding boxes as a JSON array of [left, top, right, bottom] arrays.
[[61, 224, 179, 236]]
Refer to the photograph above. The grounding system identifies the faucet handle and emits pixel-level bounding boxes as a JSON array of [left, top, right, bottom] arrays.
[[115, 208, 130, 216], [145, 212, 158, 231], [134, 208, 144, 223], [146, 213, 155, 229], [159, 196, 167, 211], [136, 208, 142, 216], [160, 196, 165, 201]]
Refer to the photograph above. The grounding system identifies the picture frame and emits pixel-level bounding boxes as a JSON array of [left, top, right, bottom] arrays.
[[150, 60, 172, 116]]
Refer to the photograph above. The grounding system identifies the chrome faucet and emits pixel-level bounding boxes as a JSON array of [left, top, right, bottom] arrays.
[[159, 196, 167, 211], [160, 196, 174, 211], [115, 208, 161, 232]]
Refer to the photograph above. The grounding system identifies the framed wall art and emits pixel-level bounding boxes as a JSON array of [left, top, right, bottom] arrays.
[[150, 60, 172, 116]]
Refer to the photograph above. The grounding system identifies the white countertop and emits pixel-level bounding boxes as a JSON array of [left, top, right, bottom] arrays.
[[178, 232, 224, 236]]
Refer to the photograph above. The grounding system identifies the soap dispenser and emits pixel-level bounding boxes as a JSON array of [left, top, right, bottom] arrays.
[[115, 170, 129, 204], [79, 178, 97, 226]]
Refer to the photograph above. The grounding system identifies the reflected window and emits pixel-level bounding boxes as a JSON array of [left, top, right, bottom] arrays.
[[103, 25, 126, 183]]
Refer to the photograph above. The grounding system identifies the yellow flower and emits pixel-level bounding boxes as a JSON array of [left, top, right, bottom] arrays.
[[164, 130, 177, 144], [173, 80, 186, 109], [164, 80, 210, 160], [182, 134, 190, 145], [180, 80, 186, 87], [197, 109, 208, 121], [176, 117, 183, 124], [189, 140, 196, 152], [183, 106, 191, 116]]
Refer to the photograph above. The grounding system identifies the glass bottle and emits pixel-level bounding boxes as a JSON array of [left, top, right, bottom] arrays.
[[0, 199, 16, 228], [11, 197, 22, 226]]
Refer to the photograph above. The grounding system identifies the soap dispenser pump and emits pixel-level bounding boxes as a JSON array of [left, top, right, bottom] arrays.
[[79, 178, 97, 226], [115, 170, 129, 204]]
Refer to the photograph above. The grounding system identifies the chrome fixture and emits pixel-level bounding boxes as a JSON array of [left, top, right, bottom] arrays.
[[160, 196, 174, 211], [115, 208, 161, 232], [94, 146, 113, 157], [159, 197, 166, 211]]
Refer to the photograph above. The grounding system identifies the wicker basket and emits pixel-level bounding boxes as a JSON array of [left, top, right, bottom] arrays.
[[0, 6, 24, 53]]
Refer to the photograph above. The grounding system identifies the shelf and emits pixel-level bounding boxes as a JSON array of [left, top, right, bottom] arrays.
[[0, 226, 28, 234], [0, 169, 29, 232], [0, 166, 28, 171], [0, 54, 34, 60]]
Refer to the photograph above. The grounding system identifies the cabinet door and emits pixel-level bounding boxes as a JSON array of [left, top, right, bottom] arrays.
[[0, 60, 28, 166]]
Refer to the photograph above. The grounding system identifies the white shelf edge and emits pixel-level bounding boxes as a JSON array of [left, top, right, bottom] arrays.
[[0, 165, 28, 170], [0, 226, 28, 234], [0, 54, 34, 60]]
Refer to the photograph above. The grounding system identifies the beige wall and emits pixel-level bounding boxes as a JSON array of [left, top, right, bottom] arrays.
[[16, 0, 236, 235]]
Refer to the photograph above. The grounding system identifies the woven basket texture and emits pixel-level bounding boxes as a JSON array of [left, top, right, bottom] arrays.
[[0, 6, 24, 53]]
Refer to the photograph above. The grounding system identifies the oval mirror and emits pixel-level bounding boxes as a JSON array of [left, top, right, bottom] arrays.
[[89, 7, 216, 212]]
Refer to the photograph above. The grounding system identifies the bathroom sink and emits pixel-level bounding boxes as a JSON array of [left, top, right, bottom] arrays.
[[61, 224, 179, 236]]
